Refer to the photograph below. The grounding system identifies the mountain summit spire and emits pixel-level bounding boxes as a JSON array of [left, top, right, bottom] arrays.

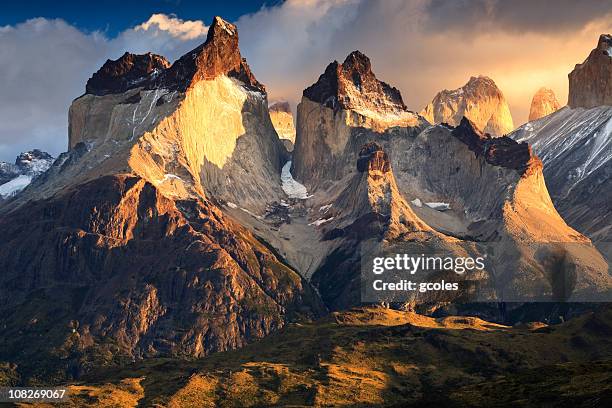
[[83, 16, 264, 96]]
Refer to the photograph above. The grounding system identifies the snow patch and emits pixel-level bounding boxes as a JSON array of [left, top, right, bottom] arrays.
[[411, 198, 423, 207], [320, 204, 332, 213], [0, 175, 32, 198], [162, 174, 183, 182], [281, 160, 311, 199], [241, 208, 263, 220], [425, 202, 451, 211], [309, 217, 334, 226], [226, 202, 238, 209]]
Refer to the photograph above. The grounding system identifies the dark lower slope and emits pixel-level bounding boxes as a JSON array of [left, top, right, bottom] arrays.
[[0, 175, 323, 384], [41, 305, 612, 407]]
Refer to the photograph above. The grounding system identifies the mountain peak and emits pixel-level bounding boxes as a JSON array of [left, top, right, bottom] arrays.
[[86, 52, 170, 95], [269, 101, 291, 113], [528, 87, 560, 121], [342, 50, 372, 73], [209, 16, 237, 38], [568, 33, 612, 108], [597, 33, 612, 52], [421, 75, 514, 136], [84, 16, 263, 96], [303, 50, 405, 112], [160, 16, 263, 93]]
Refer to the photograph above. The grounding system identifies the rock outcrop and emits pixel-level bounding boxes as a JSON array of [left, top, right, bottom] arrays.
[[62, 16, 286, 213], [294, 52, 610, 310], [513, 35, 612, 242], [0, 16, 321, 382], [568, 34, 612, 108], [0, 149, 54, 198], [421, 76, 514, 135], [2, 23, 611, 389], [269, 101, 296, 149], [86, 52, 171, 96], [528, 87, 561, 121], [512, 106, 612, 241], [292, 51, 425, 190]]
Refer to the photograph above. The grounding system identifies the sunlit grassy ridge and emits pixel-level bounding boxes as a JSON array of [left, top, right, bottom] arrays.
[[23, 306, 612, 407]]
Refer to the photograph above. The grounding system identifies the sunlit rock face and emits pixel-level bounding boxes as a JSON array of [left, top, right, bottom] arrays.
[[292, 51, 424, 190], [568, 34, 612, 108], [293, 51, 610, 311], [528, 87, 561, 121], [421, 76, 514, 136], [513, 34, 612, 242], [512, 106, 612, 242], [0, 16, 322, 380], [269, 101, 296, 150], [64, 16, 287, 212]]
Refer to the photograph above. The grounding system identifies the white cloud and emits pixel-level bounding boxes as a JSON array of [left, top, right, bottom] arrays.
[[134, 13, 208, 40]]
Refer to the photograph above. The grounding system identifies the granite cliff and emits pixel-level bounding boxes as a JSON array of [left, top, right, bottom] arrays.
[[421, 75, 514, 136], [528, 87, 561, 121]]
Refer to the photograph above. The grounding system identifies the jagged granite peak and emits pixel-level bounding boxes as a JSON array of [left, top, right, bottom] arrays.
[[159, 16, 264, 93], [451, 117, 542, 176], [293, 51, 425, 190], [568, 34, 612, 108], [294, 63, 609, 309], [421, 75, 514, 136], [84, 16, 263, 96], [529, 87, 561, 121], [59, 14, 288, 214], [303, 50, 406, 112], [14, 149, 54, 175], [86, 52, 171, 95]]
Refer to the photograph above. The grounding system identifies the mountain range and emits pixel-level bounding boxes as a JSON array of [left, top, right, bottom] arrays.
[[0, 16, 610, 406]]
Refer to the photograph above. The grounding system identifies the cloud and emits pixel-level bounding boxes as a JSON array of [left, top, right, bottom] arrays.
[[0, 18, 107, 160], [0, 1, 610, 161], [0, 15, 208, 161], [423, 0, 612, 33], [236, 0, 612, 126], [117, 14, 208, 60], [134, 13, 208, 40]]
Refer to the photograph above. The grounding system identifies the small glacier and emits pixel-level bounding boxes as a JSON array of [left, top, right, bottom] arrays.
[[0, 175, 32, 198], [281, 160, 311, 199]]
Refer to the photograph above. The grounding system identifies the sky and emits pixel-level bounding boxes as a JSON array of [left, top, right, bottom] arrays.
[[0, 0, 611, 161]]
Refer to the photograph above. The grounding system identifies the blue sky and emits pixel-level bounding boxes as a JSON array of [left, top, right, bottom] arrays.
[[0, 0, 276, 36]]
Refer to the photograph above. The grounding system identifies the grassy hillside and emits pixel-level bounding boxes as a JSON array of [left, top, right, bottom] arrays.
[[21, 305, 612, 407]]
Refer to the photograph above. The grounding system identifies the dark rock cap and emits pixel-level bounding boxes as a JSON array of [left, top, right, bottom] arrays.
[[86, 52, 170, 96], [84, 16, 264, 96], [451, 117, 541, 176], [303, 50, 406, 111]]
